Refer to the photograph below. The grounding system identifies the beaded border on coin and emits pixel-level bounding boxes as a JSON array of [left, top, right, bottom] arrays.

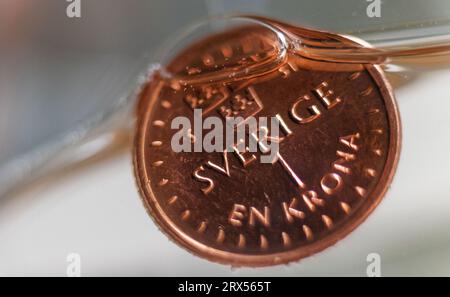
[[133, 25, 401, 267]]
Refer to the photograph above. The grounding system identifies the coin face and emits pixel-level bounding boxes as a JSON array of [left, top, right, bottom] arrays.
[[134, 24, 401, 266]]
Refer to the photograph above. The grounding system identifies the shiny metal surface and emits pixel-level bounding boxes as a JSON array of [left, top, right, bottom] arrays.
[[134, 22, 400, 266]]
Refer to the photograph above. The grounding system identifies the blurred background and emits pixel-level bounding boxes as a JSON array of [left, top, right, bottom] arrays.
[[1, 0, 450, 276]]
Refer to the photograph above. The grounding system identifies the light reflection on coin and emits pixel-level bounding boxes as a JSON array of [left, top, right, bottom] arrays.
[[134, 22, 401, 266]]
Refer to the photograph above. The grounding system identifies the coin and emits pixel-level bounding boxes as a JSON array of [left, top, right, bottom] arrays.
[[134, 22, 401, 266]]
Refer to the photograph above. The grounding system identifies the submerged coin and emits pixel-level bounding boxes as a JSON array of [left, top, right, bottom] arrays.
[[134, 24, 401, 266]]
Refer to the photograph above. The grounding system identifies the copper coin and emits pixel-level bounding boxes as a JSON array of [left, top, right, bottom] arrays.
[[134, 23, 401, 266]]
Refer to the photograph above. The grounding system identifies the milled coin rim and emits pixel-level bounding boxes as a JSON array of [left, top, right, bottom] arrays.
[[133, 38, 401, 268]]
